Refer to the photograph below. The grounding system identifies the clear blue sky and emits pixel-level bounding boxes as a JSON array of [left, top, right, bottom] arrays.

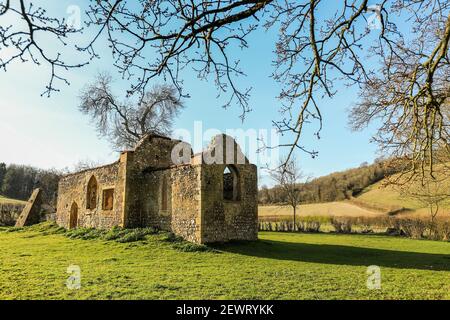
[[0, 1, 382, 186]]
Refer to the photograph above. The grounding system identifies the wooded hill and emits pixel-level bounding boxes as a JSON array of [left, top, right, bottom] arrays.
[[259, 159, 399, 205], [0, 163, 60, 207]]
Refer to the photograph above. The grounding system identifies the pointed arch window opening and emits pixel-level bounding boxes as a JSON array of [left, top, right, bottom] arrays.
[[86, 176, 98, 209], [223, 165, 240, 201]]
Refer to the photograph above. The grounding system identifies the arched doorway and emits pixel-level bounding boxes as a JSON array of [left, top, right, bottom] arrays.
[[69, 202, 78, 229]]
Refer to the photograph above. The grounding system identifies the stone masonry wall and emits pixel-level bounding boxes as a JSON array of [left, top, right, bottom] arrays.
[[169, 165, 202, 243], [200, 164, 258, 243], [123, 135, 187, 227], [56, 162, 124, 229], [131, 169, 172, 230], [56, 134, 257, 244]]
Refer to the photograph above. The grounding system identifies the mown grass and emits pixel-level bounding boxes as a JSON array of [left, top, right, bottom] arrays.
[[0, 222, 449, 299]]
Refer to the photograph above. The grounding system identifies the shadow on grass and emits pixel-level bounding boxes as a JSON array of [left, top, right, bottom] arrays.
[[212, 238, 450, 271]]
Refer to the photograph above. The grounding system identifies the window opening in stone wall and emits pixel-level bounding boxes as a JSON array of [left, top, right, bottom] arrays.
[[86, 175, 98, 209], [223, 165, 240, 201], [102, 188, 114, 210], [70, 202, 78, 229]]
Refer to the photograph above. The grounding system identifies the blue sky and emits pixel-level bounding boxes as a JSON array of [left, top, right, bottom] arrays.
[[0, 1, 382, 186]]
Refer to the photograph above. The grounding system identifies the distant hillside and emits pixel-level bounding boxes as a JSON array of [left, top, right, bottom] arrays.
[[259, 162, 449, 219], [259, 159, 399, 205], [354, 168, 450, 216]]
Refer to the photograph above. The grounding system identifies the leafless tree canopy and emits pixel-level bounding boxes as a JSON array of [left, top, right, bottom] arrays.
[[269, 156, 307, 223], [79, 73, 184, 149], [1, 0, 449, 179], [400, 175, 449, 238]]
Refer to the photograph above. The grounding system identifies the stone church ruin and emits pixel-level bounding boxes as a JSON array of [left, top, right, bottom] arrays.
[[56, 134, 258, 244]]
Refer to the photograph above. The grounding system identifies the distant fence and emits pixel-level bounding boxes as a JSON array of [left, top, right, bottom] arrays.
[[258, 215, 450, 241], [0, 203, 25, 226]]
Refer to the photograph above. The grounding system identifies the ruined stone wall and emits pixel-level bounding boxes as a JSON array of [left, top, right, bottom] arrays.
[[56, 162, 125, 229], [200, 164, 258, 243], [130, 135, 185, 171], [169, 165, 202, 243], [129, 169, 172, 230], [55, 133, 257, 244], [123, 135, 188, 227]]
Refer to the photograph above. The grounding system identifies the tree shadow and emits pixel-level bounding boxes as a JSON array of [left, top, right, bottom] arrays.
[[212, 238, 450, 271]]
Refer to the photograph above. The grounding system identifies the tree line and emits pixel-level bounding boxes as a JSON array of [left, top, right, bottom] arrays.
[[0, 163, 61, 208], [259, 159, 399, 205]]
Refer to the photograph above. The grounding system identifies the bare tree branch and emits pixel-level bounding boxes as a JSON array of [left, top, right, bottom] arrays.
[[78, 72, 184, 149], [1, 0, 449, 182]]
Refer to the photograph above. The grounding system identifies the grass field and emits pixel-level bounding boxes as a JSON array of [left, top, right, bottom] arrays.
[[259, 201, 382, 219], [259, 173, 450, 219], [0, 195, 26, 205], [357, 180, 450, 217], [0, 223, 448, 299]]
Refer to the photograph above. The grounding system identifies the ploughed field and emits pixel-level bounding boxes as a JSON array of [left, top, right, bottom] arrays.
[[0, 223, 449, 299]]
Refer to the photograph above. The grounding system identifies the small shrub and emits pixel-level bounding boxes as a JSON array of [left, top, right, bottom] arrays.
[[26, 221, 66, 235], [115, 229, 152, 243], [399, 219, 426, 239], [172, 242, 212, 252], [295, 221, 305, 232], [161, 232, 183, 243], [2, 226, 23, 233], [305, 221, 321, 232], [65, 228, 105, 240], [355, 217, 373, 233], [331, 217, 353, 233], [436, 221, 450, 241], [160, 231, 215, 252]]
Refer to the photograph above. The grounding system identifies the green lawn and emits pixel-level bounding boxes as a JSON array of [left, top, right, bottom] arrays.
[[0, 223, 449, 299]]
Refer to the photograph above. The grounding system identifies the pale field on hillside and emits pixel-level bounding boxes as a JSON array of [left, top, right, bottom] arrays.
[[358, 184, 450, 208], [0, 195, 26, 205], [258, 201, 383, 218], [260, 165, 450, 219]]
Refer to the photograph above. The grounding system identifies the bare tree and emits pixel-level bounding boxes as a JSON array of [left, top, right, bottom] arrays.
[[79, 73, 184, 149], [350, 15, 450, 182], [269, 156, 306, 226], [72, 159, 106, 172], [401, 176, 449, 238], [0, 0, 86, 97], [1, 1, 449, 180]]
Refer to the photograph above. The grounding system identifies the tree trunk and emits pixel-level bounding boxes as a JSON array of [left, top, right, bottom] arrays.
[[293, 205, 296, 230]]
